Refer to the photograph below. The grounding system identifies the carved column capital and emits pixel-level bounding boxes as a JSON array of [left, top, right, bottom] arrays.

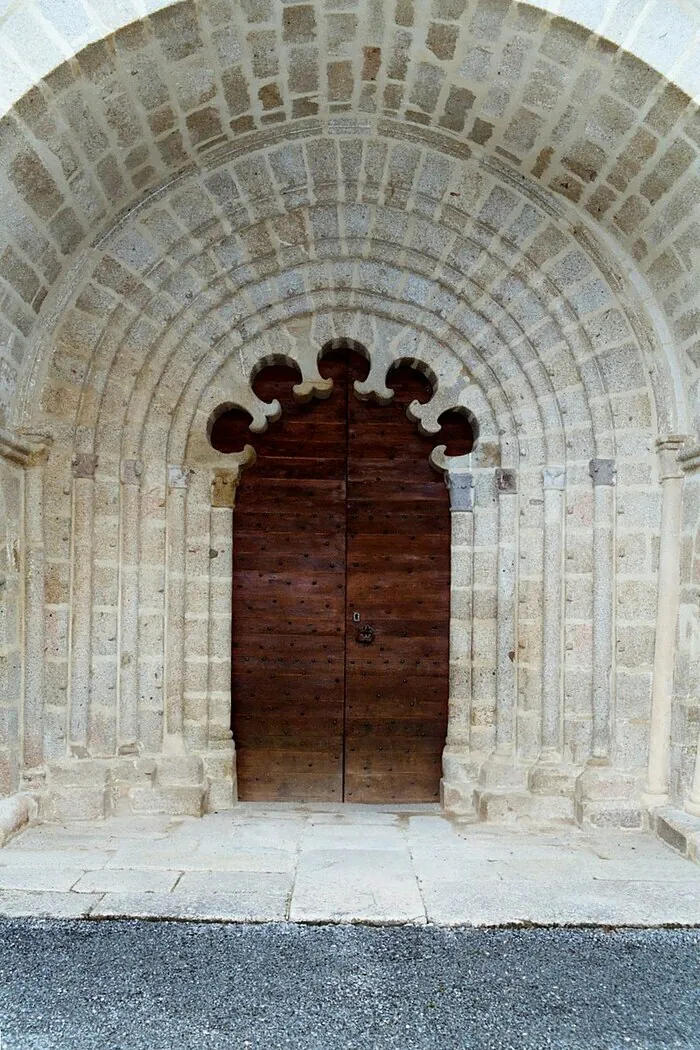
[[543, 465, 565, 490], [589, 458, 616, 486], [677, 442, 700, 476], [18, 430, 53, 468], [211, 469, 239, 509], [72, 453, 98, 479], [656, 435, 686, 481], [495, 468, 517, 494], [121, 458, 143, 486], [168, 464, 191, 490]]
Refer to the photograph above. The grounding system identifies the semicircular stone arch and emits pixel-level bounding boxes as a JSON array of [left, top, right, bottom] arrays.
[[0, 2, 697, 827]]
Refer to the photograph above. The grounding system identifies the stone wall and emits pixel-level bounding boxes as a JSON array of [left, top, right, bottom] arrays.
[[0, 0, 696, 825]]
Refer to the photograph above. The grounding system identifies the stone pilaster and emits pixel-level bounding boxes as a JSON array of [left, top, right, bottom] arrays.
[[540, 465, 565, 760], [117, 459, 142, 755], [441, 471, 479, 814], [575, 458, 645, 827], [642, 437, 685, 808], [477, 468, 525, 805], [207, 468, 238, 808], [69, 453, 97, 757], [21, 434, 52, 770], [494, 467, 518, 757], [588, 457, 616, 762], [529, 465, 577, 809], [164, 465, 190, 755]]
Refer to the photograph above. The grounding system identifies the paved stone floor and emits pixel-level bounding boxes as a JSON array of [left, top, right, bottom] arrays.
[[0, 804, 699, 926]]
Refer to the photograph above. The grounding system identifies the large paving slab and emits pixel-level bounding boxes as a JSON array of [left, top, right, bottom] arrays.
[[0, 804, 698, 926]]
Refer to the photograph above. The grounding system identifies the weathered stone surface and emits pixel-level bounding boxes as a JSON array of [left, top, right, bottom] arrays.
[[0, 0, 697, 835]]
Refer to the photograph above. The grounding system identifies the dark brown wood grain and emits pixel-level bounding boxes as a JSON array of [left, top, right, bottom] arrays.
[[214, 352, 455, 803], [344, 361, 450, 802]]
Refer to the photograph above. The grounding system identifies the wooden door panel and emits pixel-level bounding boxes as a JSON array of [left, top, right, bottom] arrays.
[[227, 361, 347, 801], [236, 752, 342, 802], [225, 353, 450, 804], [344, 361, 450, 804]]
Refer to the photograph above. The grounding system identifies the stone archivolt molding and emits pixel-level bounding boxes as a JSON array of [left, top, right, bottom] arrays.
[[4, 130, 688, 820]]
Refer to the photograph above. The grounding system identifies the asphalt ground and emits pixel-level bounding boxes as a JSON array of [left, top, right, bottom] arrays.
[[0, 920, 698, 1049]]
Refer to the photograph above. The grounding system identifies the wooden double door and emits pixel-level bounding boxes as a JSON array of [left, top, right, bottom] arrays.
[[213, 350, 451, 803]]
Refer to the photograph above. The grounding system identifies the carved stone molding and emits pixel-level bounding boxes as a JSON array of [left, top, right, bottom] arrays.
[[212, 340, 482, 475]]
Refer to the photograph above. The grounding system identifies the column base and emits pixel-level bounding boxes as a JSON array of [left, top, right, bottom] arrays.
[[440, 745, 483, 817], [529, 759, 579, 797], [34, 750, 238, 821], [574, 763, 645, 829], [641, 790, 670, 810]]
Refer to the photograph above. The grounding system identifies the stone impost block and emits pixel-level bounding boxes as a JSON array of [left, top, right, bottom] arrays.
[[574, 798, 644, 829], [120, 459, 143, 485], [476, 788, 574, 823], [205, 777, 236, 812], [574, 763, 642, 801], [543, 465, 566, 489], [574, 764, 645, 828], [440, 778, 477, 817], [167, 465, 191, 489]]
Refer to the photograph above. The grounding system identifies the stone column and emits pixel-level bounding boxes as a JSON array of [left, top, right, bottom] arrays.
[[117, 459, 142, 754], [206, 468, 239, 810], [68, 453, 97, 756], [164, 465, 189, 755], [589, 458, 616, 762], [680, 444, 700, 818], [574, 458, 624, 827], [441, 472, 476, 811], [642, 438, 685, 807], [22, 435, 52, 769], [494, 468, 518, 756], [540, 465, 565, 760]]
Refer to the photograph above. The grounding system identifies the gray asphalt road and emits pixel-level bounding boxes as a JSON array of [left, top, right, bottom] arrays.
[[0, 920, 698, 1049]]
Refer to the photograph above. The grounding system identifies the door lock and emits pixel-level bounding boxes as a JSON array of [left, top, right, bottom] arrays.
[[356, 623, 375, 645]]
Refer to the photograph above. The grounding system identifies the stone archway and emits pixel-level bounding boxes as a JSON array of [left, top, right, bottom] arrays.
[[0, 1, 697, 835]]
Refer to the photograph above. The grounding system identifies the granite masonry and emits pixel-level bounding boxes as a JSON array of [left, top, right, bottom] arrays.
[[0, 0, 698, 847]]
